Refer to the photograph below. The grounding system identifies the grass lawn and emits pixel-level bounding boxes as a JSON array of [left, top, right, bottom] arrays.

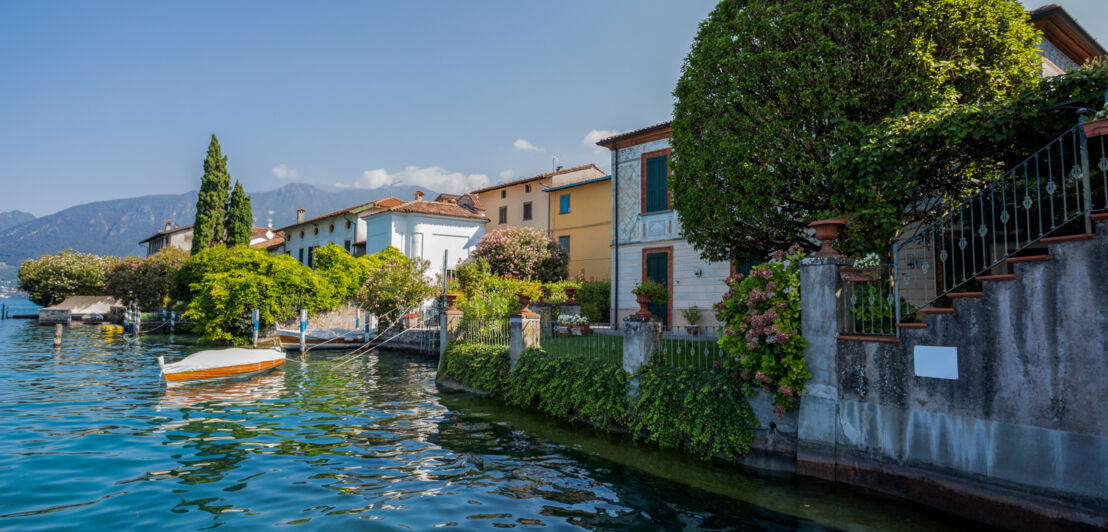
[[538, 332, 729, 370]]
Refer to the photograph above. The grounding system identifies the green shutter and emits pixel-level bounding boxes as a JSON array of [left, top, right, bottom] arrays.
[[645, 252, 669, 325], [645, 155, 668, 212]]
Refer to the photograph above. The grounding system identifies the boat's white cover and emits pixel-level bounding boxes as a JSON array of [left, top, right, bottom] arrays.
[[161, 347, 285, 375]]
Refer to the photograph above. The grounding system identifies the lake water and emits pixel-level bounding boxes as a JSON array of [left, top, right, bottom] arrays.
[[0, 298, 978, 530]]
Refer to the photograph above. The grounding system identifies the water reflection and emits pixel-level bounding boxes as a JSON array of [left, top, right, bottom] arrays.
[[0, 323, 976, 530]]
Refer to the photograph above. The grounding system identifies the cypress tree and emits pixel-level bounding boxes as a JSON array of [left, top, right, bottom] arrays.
[[226, 180, 253, 247], [191, 134, 232, 254]]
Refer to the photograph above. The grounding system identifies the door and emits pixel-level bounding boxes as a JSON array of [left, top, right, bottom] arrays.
[[645, 251, 669, 325]]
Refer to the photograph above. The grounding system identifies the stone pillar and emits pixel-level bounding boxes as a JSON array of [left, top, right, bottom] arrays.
[[795, 255, 849, 481], [559, 301, 582, 318], [509, 311, 540, 367], [531, 302, 553, 337], [621, 316, 661, 376], [438, 309, 463, 370]]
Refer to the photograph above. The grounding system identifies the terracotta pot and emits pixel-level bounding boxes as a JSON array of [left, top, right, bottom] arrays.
[[1083, 118, 1108, 138], [632, 293, 654, 318], [517, 293, 532, 314], [444, 293, 459, 311], [685, 325, 700, 336], [808, 218, 847, 257], [839, 266, 882, 282], [564, 286, 578, 303]]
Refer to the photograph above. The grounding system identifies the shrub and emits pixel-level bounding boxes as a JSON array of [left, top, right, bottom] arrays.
[[355, 251, 437, 320], [313, 243, 370, 301], [18, 249, 119, 306], [576, 280, 610, 323], [456, 275, 543, 319], [472, 226, 568, 282], [104, 247, 188, 310], [631, 361, 758, 460], [438, 343, 511, 395], [715, 248, 809, 414], [506, 348, 630, 430], [632, 280, 668, 304]]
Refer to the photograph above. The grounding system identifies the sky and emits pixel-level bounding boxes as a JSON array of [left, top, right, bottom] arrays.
[[1, 1, 1105, 217]]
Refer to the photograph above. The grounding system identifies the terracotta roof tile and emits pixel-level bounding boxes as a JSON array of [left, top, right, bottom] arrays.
[[594, 121, 673, 146], [388, 200, 489, 220], [470, 164, 604, 195], [279, 196, 405, 230]]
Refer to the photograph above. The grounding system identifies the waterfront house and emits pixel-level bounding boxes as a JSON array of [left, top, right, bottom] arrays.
[[545, 174, 611, 281], [139, 221, 193, 256], [1030, 4, 1106, 77], [470, 165, 606, 234], [280, 196, 406, 266], [357, 191, 488, 278], [597, 122, 729, 326]]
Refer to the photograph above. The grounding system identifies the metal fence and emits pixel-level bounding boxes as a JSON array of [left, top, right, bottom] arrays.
[[457, 317, 510, 347], [654, 325, 727, 370], [892, 123, 1108, 321], [839, 265, 902, 336], [539, 325, 622, 366]]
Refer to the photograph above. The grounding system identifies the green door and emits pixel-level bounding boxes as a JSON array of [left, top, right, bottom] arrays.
[[645, 252, 669, 325]]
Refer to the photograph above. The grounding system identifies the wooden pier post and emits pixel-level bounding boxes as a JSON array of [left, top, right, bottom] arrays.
[[169, 310, 175, 334], [53, 323, 63, 348], [299, 309, 307, 354]]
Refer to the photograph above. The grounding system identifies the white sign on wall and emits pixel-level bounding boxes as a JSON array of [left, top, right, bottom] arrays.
[[913, 345, 959, 380]]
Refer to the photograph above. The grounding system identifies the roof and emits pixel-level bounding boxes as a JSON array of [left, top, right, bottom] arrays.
[[595, 121, 673, 147], [434, 193, 461, 202], [543, 175, 611, 192], [41, 295, 122, 313], [278, 196, 405, 231], [138, 223, 193, 244], [252, 233, 286, 251], [470, 164, 604, 195], [1030, 4, 1107, 63], [360, 198, 489, 221]]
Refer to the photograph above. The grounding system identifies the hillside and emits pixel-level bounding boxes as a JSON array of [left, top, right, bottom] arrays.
[[0, 210, 35, 231], [0, 183, 433, 289]]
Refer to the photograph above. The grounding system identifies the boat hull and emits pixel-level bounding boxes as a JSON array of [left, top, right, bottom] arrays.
[[163, 358, 285, 384], [277, 331, 365, 350]]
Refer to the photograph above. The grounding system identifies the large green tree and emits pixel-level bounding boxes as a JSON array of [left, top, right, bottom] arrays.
[[225, 180, 253, 247], [671, 0, 1041, 260], [191, 134, 232, 254]]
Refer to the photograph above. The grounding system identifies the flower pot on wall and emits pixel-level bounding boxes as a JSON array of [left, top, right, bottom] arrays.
[[517, 293, 533, 314], [807, 218, 846, 257], [685, 325, 700, 336], [1083, 118, 1108, 138], [632, 293, 654, 318], [444, 293, 459, 311], [563, 286, 577, 303]]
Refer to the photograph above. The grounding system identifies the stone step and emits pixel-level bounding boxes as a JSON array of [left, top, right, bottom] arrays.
[[948, 292, 984, 299], [978, 274, 1017, 282], [1040, 233, 1094, 244], [896, 322, 927, 329], [919, 308, 955, 314], [1091, 212, 1108, 221], [1006, 255, 1049, 264]]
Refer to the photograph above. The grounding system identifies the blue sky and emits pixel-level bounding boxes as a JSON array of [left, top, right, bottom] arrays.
[[1, 1, 1104, 216]]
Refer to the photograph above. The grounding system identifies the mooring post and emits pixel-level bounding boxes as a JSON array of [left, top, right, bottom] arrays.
[[53, 323, 63, 348], [299, 309, 308, 354], [134, 306, 141, 335], [169, 309, 175, 334], [252, 309, 260, 348], [364, 310, 371, 343]]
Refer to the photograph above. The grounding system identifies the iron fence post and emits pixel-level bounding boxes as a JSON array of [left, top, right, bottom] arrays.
[[1079, 118, 1094, 234], [892, 238, 901, 338]]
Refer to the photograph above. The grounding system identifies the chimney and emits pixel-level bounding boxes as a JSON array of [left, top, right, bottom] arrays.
[[556, 165, 563, 172], [296, 208, 305, 223], [414, 190, 425, 201], [164, 220, 172, 231]]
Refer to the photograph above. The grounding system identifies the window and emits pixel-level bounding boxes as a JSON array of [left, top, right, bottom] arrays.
[[498, 206, 508, 224], [298, 247, 305, 264], [314, 226, 319, 236], [525, 184, 531, 193], [307, 246, 316, 268], [559, 194, 570, 214], [299, 231, 304, 239], [643, 152, 669, 213], [346, 220, 352, 230], [558, 235, 570, 252], [500, 190, 506, 199], [344, 240, 351, 252], [523, 201, 533, 221], [329, 223, 334, 233]]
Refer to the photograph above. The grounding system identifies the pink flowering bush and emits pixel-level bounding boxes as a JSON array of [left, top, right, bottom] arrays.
[[716, 246, 810, 413], [472, 226, 568, 282]]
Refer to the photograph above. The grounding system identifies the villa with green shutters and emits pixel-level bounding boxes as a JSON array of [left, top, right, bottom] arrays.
[[596, 121, 731, 326]]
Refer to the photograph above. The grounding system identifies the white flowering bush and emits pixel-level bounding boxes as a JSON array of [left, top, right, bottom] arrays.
[[18, 249, 119, 306], [557, 314, 589, 326], [853, 252, 882, 267]]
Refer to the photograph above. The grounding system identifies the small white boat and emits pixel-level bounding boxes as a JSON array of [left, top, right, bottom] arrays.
[[158, 347, 286, 385]]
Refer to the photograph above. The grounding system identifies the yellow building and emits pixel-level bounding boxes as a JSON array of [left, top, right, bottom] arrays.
[[546, 175, 611, 281], [471, 164, 605, 233]]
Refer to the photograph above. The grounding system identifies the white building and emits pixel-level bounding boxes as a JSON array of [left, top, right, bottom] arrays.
[[359, 192, 488, 278], [597, 121, 731, 326], [281, 192, 488, 278]]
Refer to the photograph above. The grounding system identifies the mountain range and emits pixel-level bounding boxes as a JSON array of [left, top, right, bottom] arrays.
[[0, 183, 434, 288]]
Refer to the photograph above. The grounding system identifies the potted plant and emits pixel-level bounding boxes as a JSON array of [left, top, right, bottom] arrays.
[[682, 306, 702, 335], [563, 285, 578, 303], [444, 293, 460, 311], [807, 217, 847, 257], [555, 314, 576, 336], [840, 252, 883, 282], [1083, 103, 1108, 138], [631, 280, 668, 319]]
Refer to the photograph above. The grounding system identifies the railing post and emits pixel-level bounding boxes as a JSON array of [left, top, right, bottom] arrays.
[[892, 238, 901, 336], [1079, 120, 1094, 235], [621, 315, 660, 383]]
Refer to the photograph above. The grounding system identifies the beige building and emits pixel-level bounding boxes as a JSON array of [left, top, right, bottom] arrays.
[[471, 164, 606, 233]]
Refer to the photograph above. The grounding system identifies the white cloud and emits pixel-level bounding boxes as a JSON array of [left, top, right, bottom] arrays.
[[499, 169, 514, 180], [271, 164, 300, 180], [583, 129, 621, 154], [345, 166, 490, 194], [513, 138, 544, 152]]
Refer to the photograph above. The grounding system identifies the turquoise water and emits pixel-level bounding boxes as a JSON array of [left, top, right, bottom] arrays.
[[0, 299, 974, 530]]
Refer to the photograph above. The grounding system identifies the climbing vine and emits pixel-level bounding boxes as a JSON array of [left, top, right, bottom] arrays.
[[505, 348, 630, 430], [716, 248, 810, 415], [630, 359, 758, 460]]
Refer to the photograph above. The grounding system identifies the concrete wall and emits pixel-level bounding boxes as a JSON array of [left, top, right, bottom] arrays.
[[795, 219, 1108, 529]]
